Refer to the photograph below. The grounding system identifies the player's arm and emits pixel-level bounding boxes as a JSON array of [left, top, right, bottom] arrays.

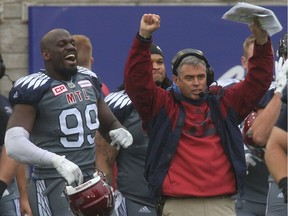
[[251, 92, 282, 146], [0, 131, 31, 214], [265, 125, 287, 203], [15, 164, 32, 216], [5, 104, 83, 185], [97, 97, 122, 139], [252, 58, 287, 146], [265, 126, 287, 183], [95, 131, 117, 185], [97, 97, 133, 149], [0, 145, 20, 199], [5, 104, 53, 166], [6, 104, 35, 132]]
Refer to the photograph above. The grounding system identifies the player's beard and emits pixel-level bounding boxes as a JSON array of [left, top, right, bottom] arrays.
[[60, 67, 78, 79]]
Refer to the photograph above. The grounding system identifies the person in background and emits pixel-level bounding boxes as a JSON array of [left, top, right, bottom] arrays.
[[72, 34, 110, 96], [0, 53, 32, 216], [251, 32, 288, 216], [124, 13, 273, 216], [233, 34, 272, 216], [265, 85, 287, 204], [96, 43, 172, 216], [72, 34, 116, 187], [265, 85, 287, 216], [3, 29, 133, 216]]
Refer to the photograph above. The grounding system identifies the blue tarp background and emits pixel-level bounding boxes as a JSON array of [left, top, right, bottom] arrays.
[[29, 5, 287, 91]]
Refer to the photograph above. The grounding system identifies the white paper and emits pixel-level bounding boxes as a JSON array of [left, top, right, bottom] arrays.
[[222, 2, 283, 36]]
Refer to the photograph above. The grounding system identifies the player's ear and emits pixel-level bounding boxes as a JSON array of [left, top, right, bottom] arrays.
[[42, 49, 50, 60]]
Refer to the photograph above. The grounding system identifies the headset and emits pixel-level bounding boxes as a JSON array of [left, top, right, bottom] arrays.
[[171, 48, 214, 86], [0, 53, 6, 79]]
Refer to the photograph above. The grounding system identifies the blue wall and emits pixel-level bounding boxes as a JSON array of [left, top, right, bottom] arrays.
[[29, 5, 287, 91]]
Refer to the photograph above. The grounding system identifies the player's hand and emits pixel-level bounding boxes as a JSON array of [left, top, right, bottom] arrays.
[[52, 155, 83, 185], [139, 13, 161, 39], [93, 168, 107, 182], [19, 193, 33, 216], [109, 128, 133, 150], [275, 57, 288, 94]]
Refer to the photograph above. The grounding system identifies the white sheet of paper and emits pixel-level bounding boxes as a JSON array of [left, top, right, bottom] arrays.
[[222, 2, 283, 36]]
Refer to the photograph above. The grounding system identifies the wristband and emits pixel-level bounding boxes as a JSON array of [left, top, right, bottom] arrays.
[[137, 32, 151, 42], [0, 180, 8, 200], [278, 177, 287, 203]]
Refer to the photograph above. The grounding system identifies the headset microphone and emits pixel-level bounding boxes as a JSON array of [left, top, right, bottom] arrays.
[[199, 92, 205, 98]]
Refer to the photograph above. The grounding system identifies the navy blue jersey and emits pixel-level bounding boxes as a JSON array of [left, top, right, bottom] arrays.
[[105, 90, 156, 207]]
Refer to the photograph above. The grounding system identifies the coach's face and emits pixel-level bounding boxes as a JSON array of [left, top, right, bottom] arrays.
[[173, 62, 207, 100]]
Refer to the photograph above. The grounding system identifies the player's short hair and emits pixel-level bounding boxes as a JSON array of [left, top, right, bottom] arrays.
[[72, 35, 93, 68], [243, 35, 255, 58]]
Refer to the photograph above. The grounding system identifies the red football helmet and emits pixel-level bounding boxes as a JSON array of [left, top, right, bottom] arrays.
[[242, 111, 257, 148], [242, 111, 265, 159], [65, 173, 115, 216]]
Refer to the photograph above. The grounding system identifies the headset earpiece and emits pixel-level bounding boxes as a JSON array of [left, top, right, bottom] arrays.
[[206, 66, 214, 87], [171, 48, 214, 86]]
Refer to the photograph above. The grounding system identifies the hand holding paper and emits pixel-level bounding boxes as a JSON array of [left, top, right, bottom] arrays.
[[222, 2, 283, 36]]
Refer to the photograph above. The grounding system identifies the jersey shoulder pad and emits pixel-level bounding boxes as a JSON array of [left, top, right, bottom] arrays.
[[105, 90, 133, 123], [105, 90, 132, 109], [77, 66, 102, 91], [9, 72, 52, 106], [77, 66, 98, 79]]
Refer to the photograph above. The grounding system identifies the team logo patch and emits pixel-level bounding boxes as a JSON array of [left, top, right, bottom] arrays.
[[78, 80, 92, 88], [52, 84, 68, 96]]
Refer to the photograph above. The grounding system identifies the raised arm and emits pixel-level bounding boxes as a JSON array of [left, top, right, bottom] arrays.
[[138, 13, 161, 39], [252, 58, 287, 146]]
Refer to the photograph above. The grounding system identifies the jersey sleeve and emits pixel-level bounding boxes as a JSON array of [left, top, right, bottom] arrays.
[[77, 66, 103, 100], [8, 72, 52, 107], [104, 90, 133, 124]]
